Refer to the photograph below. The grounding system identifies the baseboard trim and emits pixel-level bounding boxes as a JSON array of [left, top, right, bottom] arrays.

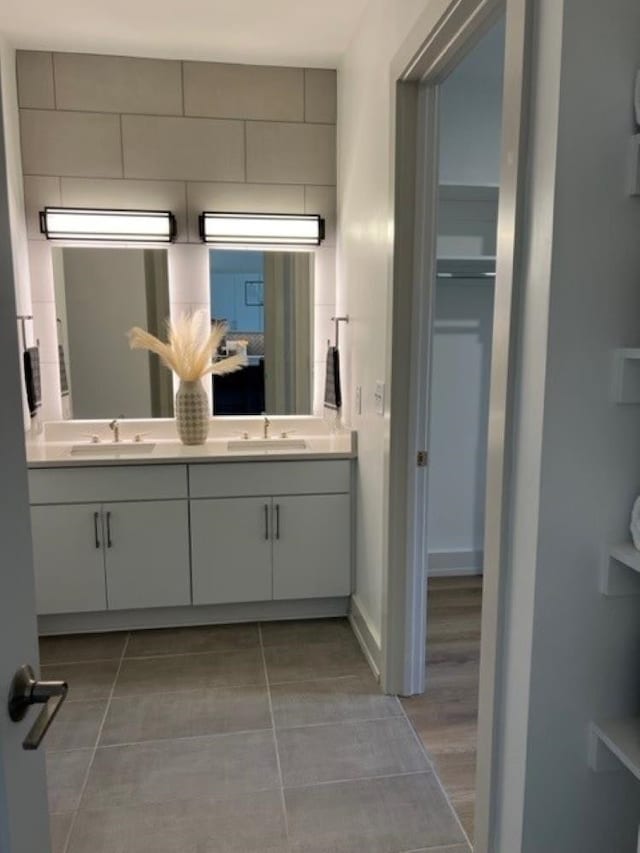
[[349, 594, 382, 680], [38, 597, 350, 636], [428, 549, 484, 576]]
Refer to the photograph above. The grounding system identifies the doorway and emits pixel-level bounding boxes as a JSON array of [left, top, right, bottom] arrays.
[[384, 1, 530, 851], [401, 18, 505, 840]]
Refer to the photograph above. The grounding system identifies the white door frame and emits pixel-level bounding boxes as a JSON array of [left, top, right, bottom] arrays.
[[382, 1, 532, 851]]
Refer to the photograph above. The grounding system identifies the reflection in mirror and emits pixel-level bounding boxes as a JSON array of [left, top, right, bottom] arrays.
[[210, 249, 313, 415], [52, 247, 173, 419]]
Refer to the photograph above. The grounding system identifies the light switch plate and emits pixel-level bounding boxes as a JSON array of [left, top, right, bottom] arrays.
[[355, 385, 362, 415], [374, 381, 385, 415]]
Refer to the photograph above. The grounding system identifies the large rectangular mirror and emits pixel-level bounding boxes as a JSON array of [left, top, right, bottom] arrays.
[[210, 249, 313, 415], [52, 247, 173, 419]]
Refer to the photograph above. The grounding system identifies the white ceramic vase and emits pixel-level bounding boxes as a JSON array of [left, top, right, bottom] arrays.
[[175, 379, 209, 446]]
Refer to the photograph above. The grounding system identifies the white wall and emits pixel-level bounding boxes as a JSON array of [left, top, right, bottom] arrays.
[[337, 0, 433, 644], [427, 280, 494, 572], [438, 19, 505, 187], [496, 0, 640, 848]]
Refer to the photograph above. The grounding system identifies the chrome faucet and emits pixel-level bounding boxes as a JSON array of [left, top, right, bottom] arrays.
[[262, 415, 271, 440], [109, 418, 121, 443]]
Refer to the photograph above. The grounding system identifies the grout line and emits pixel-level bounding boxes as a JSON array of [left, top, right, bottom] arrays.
[[119, 114, 125, 178], [60, 631, 130, 853], [243, 120, 248, 182], [87, 726, 275, 751], [281, 768, 435, 792], [397, 701, 472, 850], [258, 623, 291, 850]]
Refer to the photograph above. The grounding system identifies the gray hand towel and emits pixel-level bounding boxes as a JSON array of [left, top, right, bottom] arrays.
[[324, 345, 342, 410]]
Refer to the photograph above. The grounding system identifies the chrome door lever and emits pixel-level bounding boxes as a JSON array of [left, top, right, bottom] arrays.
[[8, 664, 68, 750]]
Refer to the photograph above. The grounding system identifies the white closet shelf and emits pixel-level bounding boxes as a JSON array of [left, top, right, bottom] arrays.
[[438, 183, 500, 202], [601, 543, 640, 596], [589, 718, 640, 782], [612, 349, 640, 403]]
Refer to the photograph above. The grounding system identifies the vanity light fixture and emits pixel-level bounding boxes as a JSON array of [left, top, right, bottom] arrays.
[[199, 212, 325, 247], [39, 207, 177, 243]]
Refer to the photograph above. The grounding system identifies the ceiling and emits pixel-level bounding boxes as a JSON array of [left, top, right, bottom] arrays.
[[0, 0, 370, 67]]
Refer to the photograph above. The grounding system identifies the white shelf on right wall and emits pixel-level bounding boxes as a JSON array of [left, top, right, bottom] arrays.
[[612, 349, 640, 403], [589, 718, 640, 782], [601, 543, 640, 596]]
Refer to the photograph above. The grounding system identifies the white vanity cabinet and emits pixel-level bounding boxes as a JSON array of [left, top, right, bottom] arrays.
[[28, 456, 353, 624], [101, 501, 190, 610], [189, 460, 352, 606], [190, 497, 272, 604], [29, 465, 190, 615], [31, 503, 107, 614]]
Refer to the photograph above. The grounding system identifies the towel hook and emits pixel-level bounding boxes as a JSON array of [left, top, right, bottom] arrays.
[[330, 316, 349, 349]]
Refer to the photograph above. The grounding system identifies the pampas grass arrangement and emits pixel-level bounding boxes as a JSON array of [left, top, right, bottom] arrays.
[[128, 310, 247, 382], [128, 310, 247, 445]]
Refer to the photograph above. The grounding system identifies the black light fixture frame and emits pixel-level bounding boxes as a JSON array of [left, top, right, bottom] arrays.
[[39, 207, 177, 243], [198, 211, 325, 247]]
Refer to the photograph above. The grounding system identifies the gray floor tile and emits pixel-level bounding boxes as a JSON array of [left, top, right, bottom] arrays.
[[67, 790, 288, 853], [278, 717, 430, 787], [50, 812, 74, 853], [100, 685, 271, 745], [113, 648, 265, 696], [271, 675, 401, 729], [40, 632, 127, 664], [265, 640, 370, 684], [81, 731, 279, 810], [285, 773, 465, 853], [407, 847, 470, 853], [261, 618, 355, 647], [125, 623, 259, 657], [46, 749, 92, 813], [42, 660, 120, 701], [46, 700, 106, 751]]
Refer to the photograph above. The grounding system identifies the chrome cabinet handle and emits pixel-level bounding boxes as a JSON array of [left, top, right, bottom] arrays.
[[275, 504, 280, 540], [264, 504, 270, 540], [106, 511, 113, 548], [8, 665, 68, 751], [93, 511, 101, 549]]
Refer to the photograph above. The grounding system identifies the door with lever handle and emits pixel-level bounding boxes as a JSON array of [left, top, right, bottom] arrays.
[[8, 664, 68, 750]]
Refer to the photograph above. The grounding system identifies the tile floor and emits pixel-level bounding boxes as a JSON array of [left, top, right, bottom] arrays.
[[42, 618, 470, 853], [401, 576, 482, 842]]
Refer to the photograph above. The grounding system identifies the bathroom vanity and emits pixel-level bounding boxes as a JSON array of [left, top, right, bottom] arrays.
[[27, 421, 355, 634]]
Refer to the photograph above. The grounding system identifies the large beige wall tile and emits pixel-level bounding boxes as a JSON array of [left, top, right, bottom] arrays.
[[16, 51, 55, 109], [305, 185, 336, 246], [53, 54, 183, 115], [246, 122, 336, 185], [61, 178, 188, 241], [23, 176, 61, 239], [20, 110, 122, 178], [184, 62, 303, 121], [122, 115, 244, 182], [186, 182, 304, 241], [304, 69, 337, 124]]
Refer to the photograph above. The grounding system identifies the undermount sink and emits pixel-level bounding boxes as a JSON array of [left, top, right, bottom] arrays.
[[227, 438, 307, 451], [70, 442, 156, 456]]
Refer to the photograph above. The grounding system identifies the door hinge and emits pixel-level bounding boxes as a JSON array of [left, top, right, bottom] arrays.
[[417, 450, 428, 467]]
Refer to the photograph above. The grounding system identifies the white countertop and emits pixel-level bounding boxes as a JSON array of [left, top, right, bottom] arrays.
[[27, 433, 356, 468]]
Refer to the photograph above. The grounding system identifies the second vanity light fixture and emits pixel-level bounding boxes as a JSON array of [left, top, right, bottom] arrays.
[[39, 207, 177, 243], [199, 212, 325, 247]]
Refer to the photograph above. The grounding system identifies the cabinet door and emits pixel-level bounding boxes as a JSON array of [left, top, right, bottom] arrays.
[[191, 498, 272, 604], [273, 494, 351, 600], [31, 504, 106, 614], [103, 500, 190, 610]]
